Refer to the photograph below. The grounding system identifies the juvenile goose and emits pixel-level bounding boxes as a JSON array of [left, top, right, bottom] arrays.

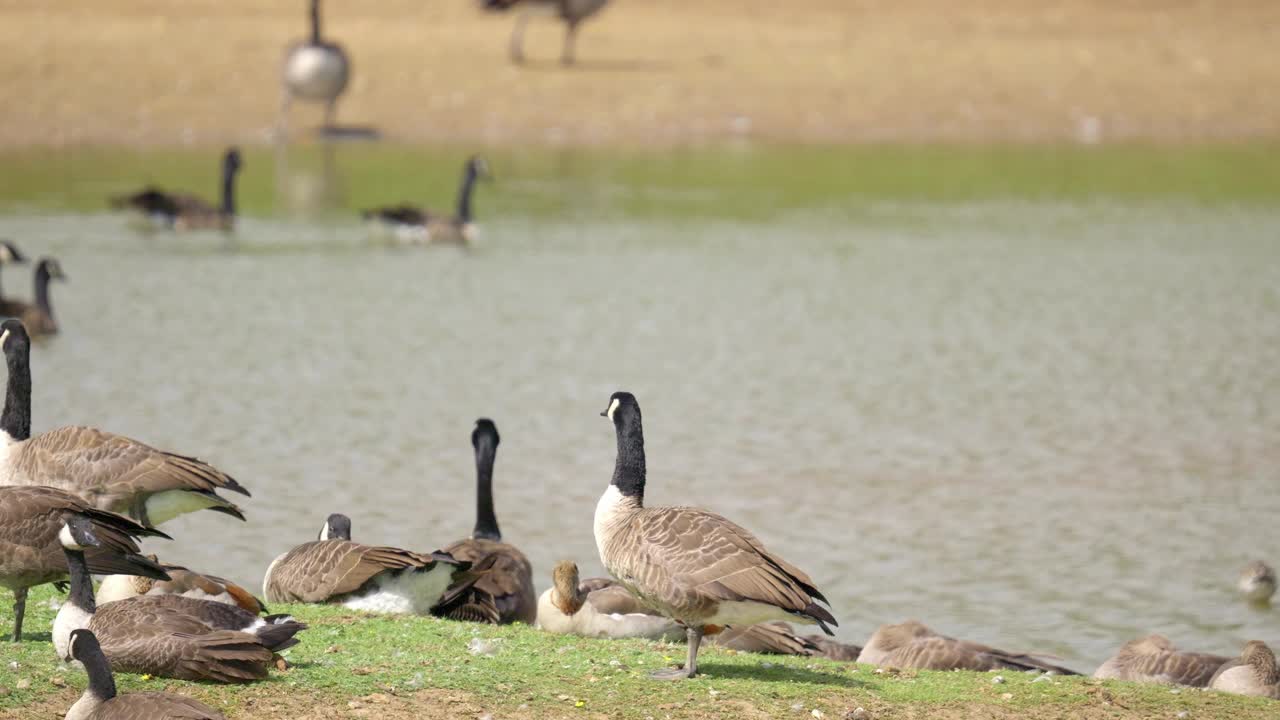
[[109, 148, 242, 231], [279, 0, 351, 137], [98, 558, 267, 615], [0, 257, 67, 337], [482, 0, 611, 65], [1239, 561, 1277, 603], [440, 419, 536, 625], [0, 485, 169, 642], [361, 155, 491, 245], [1209, 641, 1280, 699], [596, 391, 837, 680], [264, 513, 498, 621], [54, 518, 306, 683], [536, 560, 683, 640], [0, 319, 249, 527], [65, 629, 225, 720], [857, 620, 1079, 675], [1093, 635, 1229, 687]]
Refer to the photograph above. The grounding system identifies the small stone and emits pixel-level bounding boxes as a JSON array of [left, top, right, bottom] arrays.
[[844, 709, 868, 720], [467, 638, 500, 657], [708, 688, 721, 697], [347, 701, 361, 709], [1001, 692, 1013, 700], [15, 680, 30, 690], [479, 714, 493, 720], [608, 659, 621, 667], [325, 645, 342, 654], [1176, 712, 1189, 719], [992, 675, 1005, 684], [557, 694, 571, 702], [792, 702, 806, 712], [812, 710, 824, 719], [7, 662, 17, 670], [1169, 689, 1181, 695]]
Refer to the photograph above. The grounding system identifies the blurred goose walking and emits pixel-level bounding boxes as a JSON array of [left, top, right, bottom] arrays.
[[482, 0, 611, 65], [279, 0, 351, 137]]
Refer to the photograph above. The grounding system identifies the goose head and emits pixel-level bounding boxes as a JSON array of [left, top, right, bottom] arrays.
[[467, 155, 494, 183], [319, 512, 352, 541], [1239, 560, 1276, 603], [37, 257, 67, 282], [1242, 641, 1280, 683], [550, 560, 584, 616], [0, 317, 30, 358], [59, 515, 103, 552], [0, 240, 27, 265], [601, 391, 640, 424], [223, 147, 244, 176], [471, 418, 501, 450]]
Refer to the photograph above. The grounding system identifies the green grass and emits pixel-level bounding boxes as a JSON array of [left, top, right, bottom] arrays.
[[1, 586, 1275, 719], [0, 142, 1277, 222]]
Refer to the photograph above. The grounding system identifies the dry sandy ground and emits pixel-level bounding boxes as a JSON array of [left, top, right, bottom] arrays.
[[1, 0, 1278, 147]]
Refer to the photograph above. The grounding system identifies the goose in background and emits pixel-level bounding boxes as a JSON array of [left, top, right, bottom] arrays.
[[65, 629, 225, 720], [0, 257, 67, 337], [0, 240, 28, 301], [109, 148, 242, 231], [361, 155, 491, 245], [440, 419, 536, 625], [1093, 635, 1229, 687], [279, 0, 351, 137], [0, 319, 250, 527], [857, 620, 1079, 675], [1209, 640, 1280, 699], [1239, 560, 1276, 604], [536, 560, 683, 640], [713, 621, 862, 661], [98, 557, 268, 615], [0, 485, 169, 642], [263, 513, 499, 621], [54, 518, 306, 683], [482, 0, 610, 65], [595, 391, 837, 680]]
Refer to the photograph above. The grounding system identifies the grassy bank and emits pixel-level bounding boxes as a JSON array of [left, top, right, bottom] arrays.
[[1, 586, 1273, 719]]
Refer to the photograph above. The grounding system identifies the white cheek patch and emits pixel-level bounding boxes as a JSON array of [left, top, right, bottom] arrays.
[[0, 247, 10, 262], [0, 329, 9, 347], [58, 524, 80, 549], [606, 398, 621, 421], [319, 524, 331, 541]]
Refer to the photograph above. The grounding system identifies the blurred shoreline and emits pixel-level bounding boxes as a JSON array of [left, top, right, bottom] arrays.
[[1, 0, 1278, 148]]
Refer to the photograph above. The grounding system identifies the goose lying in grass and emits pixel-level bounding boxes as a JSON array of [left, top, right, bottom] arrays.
[[536, 560, 683, 641], [857, 620, 1078, 674], [1209, 641, 1280, 700], [65, 628, 225, 719], [713, 621, 862, 660], [98, 557, 268, 615], [1093, 635, 1230, 687]]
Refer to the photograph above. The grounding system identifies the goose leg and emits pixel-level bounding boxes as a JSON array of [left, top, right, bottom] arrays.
[[276, 89, 293, 143], [649, 625, 703, 680], [510, 12, 531, 64], [11, 587, 27, 641], [561, 20, 579, 65], [323, 98, 338, 131]]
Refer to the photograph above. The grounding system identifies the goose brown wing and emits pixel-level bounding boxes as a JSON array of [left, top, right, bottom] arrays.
[[98, 692, 225, 719], [885, 636, 997, 671], [622, 507, 834, 628], [442, 539, 536, 624], [585, 583, 662, 616], [1130, 650, 1231, 686], [106, 629, 272, 683], [159, 566, 267, 614], [714, 621, 820, 656], [264, 540, 439, 603]]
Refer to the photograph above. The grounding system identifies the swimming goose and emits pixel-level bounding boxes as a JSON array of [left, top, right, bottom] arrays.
[[0, 485, 169, 642], [0, 319, 249, 527], [595, 391, 837, 680], [65, 629, 225, 720], [1209, 641, 1280, 699], [109, 148, 242, 231], [361, 155, 491, 245], [440, 419, 536, 625], [536, 560, 683, 640], [279, 0, 351, 137], [263, 513, 498, 621], [98, 557, 267, 615], [0, 257, 67, 337], [1239, 561, 1276, 603], [482, 0, 611, 65], [857, 620, 1079, 674], [1093, 635, 1229, 687], [54, 519, 306, 683]]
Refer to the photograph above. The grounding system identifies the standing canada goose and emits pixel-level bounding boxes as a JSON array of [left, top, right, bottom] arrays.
[[713, 621, 863, 661], [1093, 635, 1230, 687], [0, 486, 169, 642], [439, 419, 536, 625], [1239, 561, 1277, 603], [1210, 641, 1280, 699], [0, 319, 249, 527], [857, 621, 1079, 674], [109, 148, 242, 231], [360, 155, 491, 245], [98, 557, 267, 615], [536, 560, 683, 640], [263, 513, 499, 621], [65, 629, 225, 720], [54, 518, 306, 683], [279, 0, 351, 137], [596, 391, 837, 680], [482, 0, 610, 65], [0, 257, 67, 337]]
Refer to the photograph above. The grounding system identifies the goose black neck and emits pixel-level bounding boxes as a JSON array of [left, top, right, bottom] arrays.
[[473, 434, 501, 541], [611, 412, 646, 502], [1, 334, 31, 441], [63, 548, 97, 616], [34, 264, 53, 317], [79, 636, 117, 702], [221, 163, 238, 217], [309, 0, 323, 44], [456, 164, 478, 223]]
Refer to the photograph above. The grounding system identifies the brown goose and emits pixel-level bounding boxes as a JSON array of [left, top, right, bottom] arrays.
[[595, 391, 837, 680], [713, 621, 863, 661], [360, 156, 491, 245], [0, 319, 249, 527], [482, 0, 611, 65], [0, 257, 67, 337], [857, 620, 1079, 674], [0, 240, 29, 304], [98, 558, 267, 615], [65, 628, 225, 720], [536, 560, 683, 640], [0, 486, 168, 642], [109, 148, 242, 231], [1210, 641, 1280, 699], [263, 513, 498, 621], [440, 419, 536, 625], [1093, 635, 1230, 687], [53, 518, 306, 684], [1239, 561, 1277, 604]]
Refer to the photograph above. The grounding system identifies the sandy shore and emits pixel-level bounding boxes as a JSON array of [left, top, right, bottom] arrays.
[[1, 0, 1278, 148]]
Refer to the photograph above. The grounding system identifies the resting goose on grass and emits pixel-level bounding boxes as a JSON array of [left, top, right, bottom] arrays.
[[98, 557, 268, 615], [857, 620, 1078, 674], [1209, 641, 1280, 699], [536, 559, 683, 640], [1093, 634, 1230, 687], [65, 629, 225, 720]]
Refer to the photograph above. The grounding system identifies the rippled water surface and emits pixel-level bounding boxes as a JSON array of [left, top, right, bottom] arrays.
[[0, 151, 1276, 670]]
